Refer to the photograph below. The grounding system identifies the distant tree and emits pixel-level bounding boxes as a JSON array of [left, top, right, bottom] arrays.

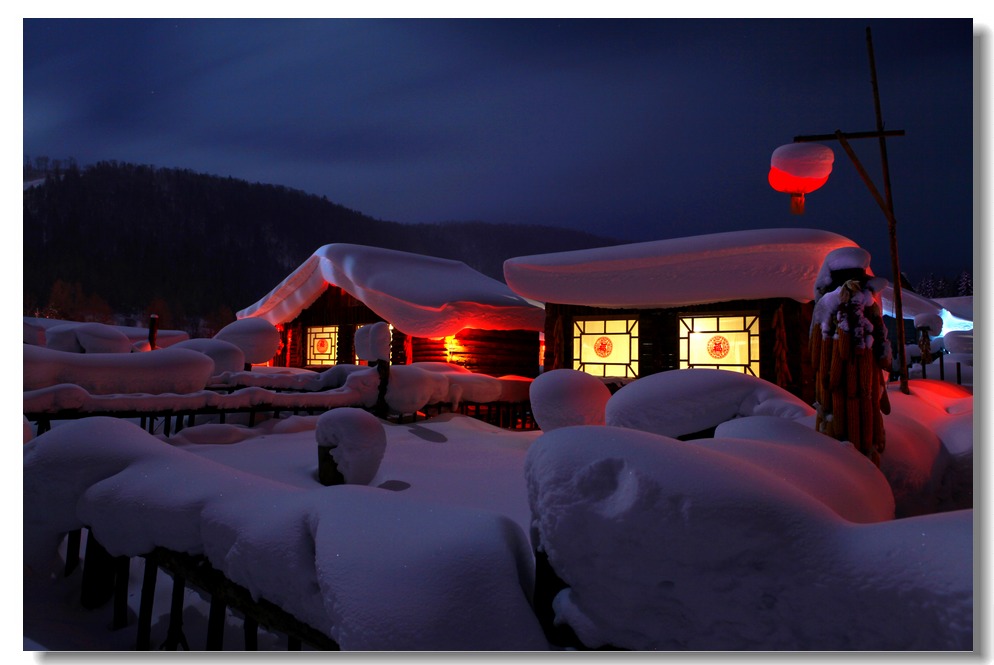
[[144, 297, 174, 331], [934, 275, 952, 298], [79, 292, 115, 323], [915, 273, 937, 298], [956, 270, 972, 296], [46, 279, 85, 320], [202, 304, 235, 338]]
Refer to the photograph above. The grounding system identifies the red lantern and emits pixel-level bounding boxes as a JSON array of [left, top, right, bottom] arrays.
[[769, 143, 834, 214]]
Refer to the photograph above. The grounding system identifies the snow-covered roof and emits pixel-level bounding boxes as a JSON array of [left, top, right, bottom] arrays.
[[237, 244, 545, 338], [503, 228, 860, 309]]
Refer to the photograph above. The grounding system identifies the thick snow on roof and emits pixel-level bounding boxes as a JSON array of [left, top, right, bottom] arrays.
[[237, 244, 545, 338], [503, 228, 859, 308]]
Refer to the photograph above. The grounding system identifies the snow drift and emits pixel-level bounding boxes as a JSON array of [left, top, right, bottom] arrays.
[[23, 418, 548, 650], [525, 425, 972, 650]]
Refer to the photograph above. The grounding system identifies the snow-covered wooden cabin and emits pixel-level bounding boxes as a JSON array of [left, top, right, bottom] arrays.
[[504, 228, 864, 401], [237, 244, 546, 377]]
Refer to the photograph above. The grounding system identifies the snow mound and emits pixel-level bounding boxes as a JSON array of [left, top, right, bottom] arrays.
[[605, 368, 813, 438], [710, 416, 894, 522], [354, 322, 391, 362], [214, 318, 281, 365], [316, 408, 387, 485], [24, 320, 46, 346], [24, 418, 547, 650], [173, 338, 246, 374], [525, 425, 972, 650], [46, 322, 133, 354], [24, 345, 215, 395], [943, 330, 973, 354], [529, 369, 611, 431], [24, 316, 190, 349]]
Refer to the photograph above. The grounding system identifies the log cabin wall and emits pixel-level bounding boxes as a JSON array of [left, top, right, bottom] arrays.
[[408, 329, 541, 378], [274, 286, 385, 368], [544, 298, 812, 400]]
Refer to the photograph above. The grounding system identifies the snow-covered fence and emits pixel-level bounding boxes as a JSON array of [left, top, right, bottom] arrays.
[[24, 365, 538, 436], [68, 527, 341, 650]]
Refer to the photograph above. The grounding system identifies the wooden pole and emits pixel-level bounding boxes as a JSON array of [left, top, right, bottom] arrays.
[[866, 26, 910, 395], [790, 28, 911, 395]]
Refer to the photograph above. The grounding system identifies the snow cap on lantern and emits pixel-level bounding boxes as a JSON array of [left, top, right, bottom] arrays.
[[769, 143, 834, 214]]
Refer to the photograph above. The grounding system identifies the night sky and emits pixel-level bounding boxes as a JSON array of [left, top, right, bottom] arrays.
[[22, 18, 977, 281]]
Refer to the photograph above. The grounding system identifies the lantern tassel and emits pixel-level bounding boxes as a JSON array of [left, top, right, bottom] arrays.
[[790, 192, 805, 215]]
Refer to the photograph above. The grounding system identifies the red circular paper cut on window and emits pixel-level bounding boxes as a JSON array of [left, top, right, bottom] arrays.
[[594, 336, 613, 358], [707, 335, 730, 360], [315, 338, 330, 354]]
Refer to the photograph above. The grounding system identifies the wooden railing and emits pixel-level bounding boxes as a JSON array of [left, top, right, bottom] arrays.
[[68, 527, 339, 651]]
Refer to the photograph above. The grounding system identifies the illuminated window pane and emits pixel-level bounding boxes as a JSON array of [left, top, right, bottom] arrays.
[[306, 325, 339, 366], [678, 312, 759, 376], [572, 317, 639, 379], [719, 316, 744, 331], [605, 319, 627, 334], [696, 317, 718, 332]]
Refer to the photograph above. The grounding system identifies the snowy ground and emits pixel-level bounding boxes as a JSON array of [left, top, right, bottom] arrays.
[[21, 371, 979, 653]]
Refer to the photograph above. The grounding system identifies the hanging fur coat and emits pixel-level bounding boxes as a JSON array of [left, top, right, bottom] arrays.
[[810, 278, 892, 466]]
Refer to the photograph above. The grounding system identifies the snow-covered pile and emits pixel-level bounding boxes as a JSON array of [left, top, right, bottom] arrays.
[[210, 364, 369, 391], [604, 368, 814, 438], [525, 425, 972, 650], [23, 417, 548, 650], [173, 338, 246, 374], [44, 322, 134, 354], [23, 316, 190, 349], [316, 408, 387, 485], [22, 382, 365, 416], [880, 380, 973, 516], [238, 243, 545, 338], [354, 322, 391, 363], [24, 345, 215, 395], [529, 369, 611, 431], [213, 318, 281, 365]]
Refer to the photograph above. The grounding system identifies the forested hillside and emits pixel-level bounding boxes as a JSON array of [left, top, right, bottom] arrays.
[[23, 161, 617, 335]]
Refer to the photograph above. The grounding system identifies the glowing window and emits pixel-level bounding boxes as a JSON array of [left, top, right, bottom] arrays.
[[306, 325, 340, 366], [572, 318, 639, 378], [679, 313, 759, 376]]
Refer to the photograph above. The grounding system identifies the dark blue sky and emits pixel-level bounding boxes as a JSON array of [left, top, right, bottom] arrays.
[[23, 18, 976, 280]]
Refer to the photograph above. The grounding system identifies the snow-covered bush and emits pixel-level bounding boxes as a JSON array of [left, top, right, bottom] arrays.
[[316, 408, 387, 485], [214, 318, 281, 364], [46, 322, 133, 354], [173, 338, 246, 374], [605, 368, 813, 438], [529, 369, 611, 431]]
